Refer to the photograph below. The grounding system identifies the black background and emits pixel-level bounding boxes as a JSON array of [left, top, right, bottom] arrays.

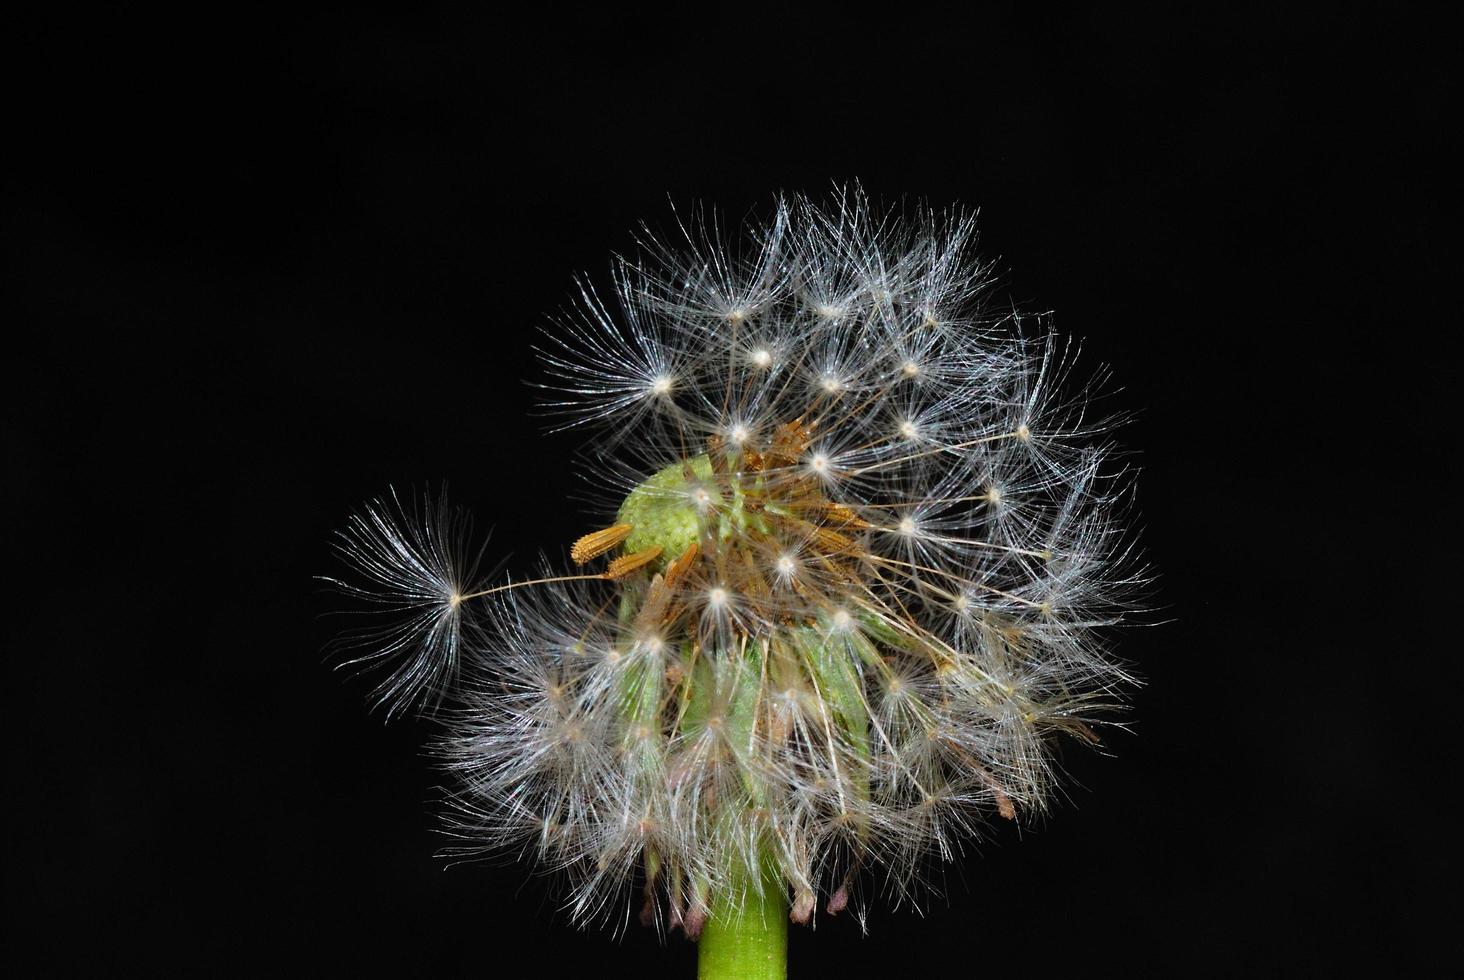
[[8, 5, 1453, 976]]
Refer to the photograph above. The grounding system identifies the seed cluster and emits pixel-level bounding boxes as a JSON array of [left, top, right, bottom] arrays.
[[330, 189, 1145, 933]]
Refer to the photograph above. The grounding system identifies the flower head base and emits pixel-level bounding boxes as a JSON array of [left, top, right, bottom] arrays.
[[330, 188, 1145, 934]]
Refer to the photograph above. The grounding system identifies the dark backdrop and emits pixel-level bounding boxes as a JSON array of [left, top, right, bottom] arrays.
[[8, 6, 1450, 976]]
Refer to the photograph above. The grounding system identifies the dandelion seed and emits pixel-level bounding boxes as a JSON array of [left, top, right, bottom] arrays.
[[322, 488, 480, 718]]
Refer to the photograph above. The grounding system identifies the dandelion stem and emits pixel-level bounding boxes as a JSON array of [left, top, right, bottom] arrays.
[[697, 871, 788, 980]]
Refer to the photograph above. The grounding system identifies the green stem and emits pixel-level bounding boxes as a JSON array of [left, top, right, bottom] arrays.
[[697, 874, 788, 980]]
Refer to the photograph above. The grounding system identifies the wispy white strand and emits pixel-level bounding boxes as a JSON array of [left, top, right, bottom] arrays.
[[323, 488, 482, 719]]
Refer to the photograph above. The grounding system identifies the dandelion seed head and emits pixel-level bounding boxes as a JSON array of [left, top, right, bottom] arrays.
[[331, 186, 1148, 933]]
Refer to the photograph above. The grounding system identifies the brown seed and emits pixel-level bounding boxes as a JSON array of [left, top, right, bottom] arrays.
[[662, 541, 701, 590], [811, 526, 855, 554], [570, 523, 634, 564], [606, 546, 664, 579], [824, 501, 871, 528]]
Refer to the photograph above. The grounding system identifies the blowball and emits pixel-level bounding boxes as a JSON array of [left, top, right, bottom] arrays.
[[331, 188, 1146, 933]]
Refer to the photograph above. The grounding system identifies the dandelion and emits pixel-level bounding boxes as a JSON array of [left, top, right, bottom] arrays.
[[327, 187, 1147, 979]]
